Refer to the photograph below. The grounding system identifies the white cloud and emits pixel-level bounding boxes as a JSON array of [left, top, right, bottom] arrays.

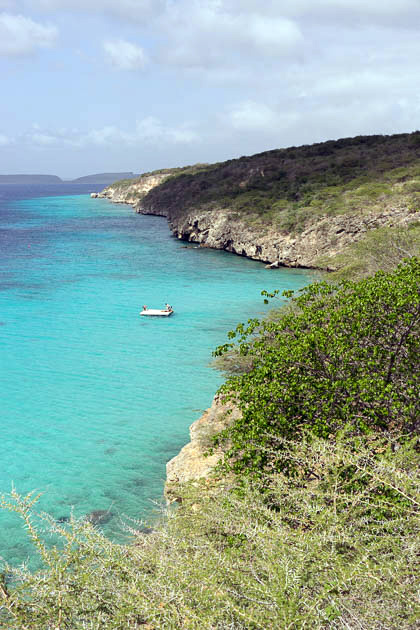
[[292, 0, 420, 16], [247, 15, 303, 54], [224, 0, 420, 22], [30, 131, 57, 145], [24, 0, 164, 21], [134, 117, 198, 144], [103, 39, 147, 71], [81, 118, 199, 146], [83, 126, 127, 146], [16, 118, 200, 149], [0, 12, 57, 56], [228, 101, 279, 131], [159, 3, 303, 69], [0, 133, 12, 145], [226, 101, 300, 133], [23, 0, 420, 25], [2, 0, 420, 174]]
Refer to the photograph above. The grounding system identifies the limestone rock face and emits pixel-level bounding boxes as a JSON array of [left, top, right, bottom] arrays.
[[95, 173, 419, 270], [97, 173, 172, 209], [169, 206, 420, 270], [165, 396, 240, 501]]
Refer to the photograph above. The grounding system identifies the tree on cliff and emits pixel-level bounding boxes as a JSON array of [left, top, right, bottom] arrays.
[[213, 257, 420, 474]]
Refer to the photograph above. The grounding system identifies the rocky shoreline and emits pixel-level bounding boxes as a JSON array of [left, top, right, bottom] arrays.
[[93, 175, 419, 271], [164, 396, 240, 501], [91, 172, 173, 212], [166, 205, 418, 270]]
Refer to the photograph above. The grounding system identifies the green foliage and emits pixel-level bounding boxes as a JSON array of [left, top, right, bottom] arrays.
[[323, 223, 420, 281], [140, 132, 420, 232], [109, 164, 213, 192], [1, 437, 418, 629], [109, 177, 138, 189], [276, 205, 313, 233], [213, 259, 420, 474]]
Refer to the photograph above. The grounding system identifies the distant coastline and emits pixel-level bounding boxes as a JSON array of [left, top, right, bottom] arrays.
[[0, 174, 62, 184], [0, 172, 138, 186]]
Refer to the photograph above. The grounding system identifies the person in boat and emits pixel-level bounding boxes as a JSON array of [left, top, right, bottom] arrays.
[[143, 305, 147, 311], [165, 303, 172, 311]]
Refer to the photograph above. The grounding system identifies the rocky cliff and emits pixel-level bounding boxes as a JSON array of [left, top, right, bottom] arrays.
[[165, 396, 240, 501], [94, 178, 420, 270], [95, 132, 420, 270], [92, 171, 175, 211], [164, 204, 419, 270], [91, 133, 420, 497], [95, 179, 420, 270]]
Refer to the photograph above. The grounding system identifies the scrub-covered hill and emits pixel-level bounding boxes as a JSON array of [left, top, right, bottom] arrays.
[[99, 132, 420, 272]]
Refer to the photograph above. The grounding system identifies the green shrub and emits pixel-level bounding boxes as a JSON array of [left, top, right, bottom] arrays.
[[351, 182, 392, 199], [213, 259, 420, 474], [403, 180, 420, 193], [1, 436, 418, 629], [324, 224, 420, 280]]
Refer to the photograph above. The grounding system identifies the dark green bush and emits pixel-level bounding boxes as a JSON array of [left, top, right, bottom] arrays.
[[213, 258, 420, 474], [140, 132, 420, 224]]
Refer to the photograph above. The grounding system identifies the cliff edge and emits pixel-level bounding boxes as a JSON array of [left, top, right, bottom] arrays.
[[166, 204, 417, 269], [92, 171, 174, 211], [95, 132, 420, 271], [165, 396, 241, 501]]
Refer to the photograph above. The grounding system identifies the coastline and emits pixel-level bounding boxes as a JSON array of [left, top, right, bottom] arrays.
[[165, 396, 241, 501], [92, 181, 420, 272], [91, 182, 420, 497], [4, 187, 300, 566]]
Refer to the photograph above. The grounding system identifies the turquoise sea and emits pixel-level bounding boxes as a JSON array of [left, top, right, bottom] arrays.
[[0, 185, 313, 567]]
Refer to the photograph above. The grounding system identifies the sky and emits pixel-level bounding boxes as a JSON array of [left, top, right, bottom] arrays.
[[0, 0, 419, 178]]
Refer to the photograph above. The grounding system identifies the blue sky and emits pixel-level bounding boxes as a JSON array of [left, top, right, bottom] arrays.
[[1, 0, 420, 177]]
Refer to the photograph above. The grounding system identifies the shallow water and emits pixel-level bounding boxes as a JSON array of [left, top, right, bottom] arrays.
[[0, 186, 313, 567]]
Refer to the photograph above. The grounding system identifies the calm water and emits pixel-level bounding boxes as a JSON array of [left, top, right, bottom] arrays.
[[0, 184, 313, 566]]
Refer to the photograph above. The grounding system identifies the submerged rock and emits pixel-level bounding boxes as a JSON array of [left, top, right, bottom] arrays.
[[138, 525, 154, 535], [85, 509, 113, 525]]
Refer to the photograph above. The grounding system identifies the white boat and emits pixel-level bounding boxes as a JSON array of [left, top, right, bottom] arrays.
[[140, 306, 173, 317]]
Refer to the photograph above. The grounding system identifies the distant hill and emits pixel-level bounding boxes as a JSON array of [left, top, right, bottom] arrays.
[[0, 172, 139, 186], [71, 172, 138, 184], [0, 174, 63, 184], [141, 132, 420, 225], [102, 131, 420, 273]]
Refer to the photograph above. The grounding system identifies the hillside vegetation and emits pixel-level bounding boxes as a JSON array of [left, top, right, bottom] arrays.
[[95, 133, 420, 275], [106, 164, 210, 199], [1, 433, 418, 629], [140, 132, 420, 231], [213, 258, 419, 475]]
